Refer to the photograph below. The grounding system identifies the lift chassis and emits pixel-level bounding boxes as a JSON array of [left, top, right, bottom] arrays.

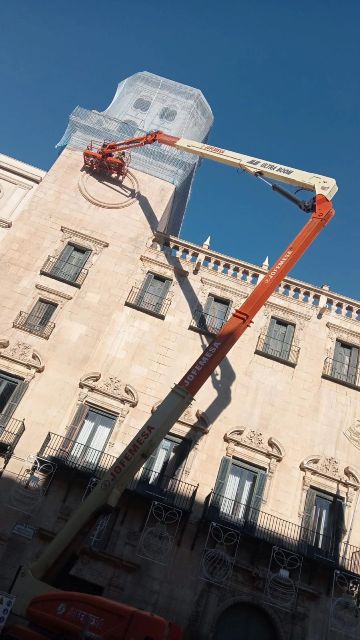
[[11, 132, 337, 618]]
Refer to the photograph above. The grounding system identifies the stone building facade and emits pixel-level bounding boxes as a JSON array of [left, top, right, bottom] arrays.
[[1, 76, 360, 639]]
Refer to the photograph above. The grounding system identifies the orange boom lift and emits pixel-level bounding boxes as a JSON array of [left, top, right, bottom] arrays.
[[6, 131, 337, 640]]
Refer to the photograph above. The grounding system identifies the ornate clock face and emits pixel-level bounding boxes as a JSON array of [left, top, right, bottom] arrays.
[[78, 169, 138, 209]]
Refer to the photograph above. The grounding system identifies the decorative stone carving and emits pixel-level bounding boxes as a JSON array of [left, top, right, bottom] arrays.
[[263, 302, 311, 338], [345, 419, 360, 450], [56, 226, 109, 260], [299, 455, 360, 517], [35, 284, 73, 301], [0, 339, 44, 372], [224, 428, 285, 503], [326, 322, 360, 357], [224, 428, 284, 462], [200, 276, 247, 309], [140, 253, 188, 277], [151, 400, 210, 432], [79, 372, 138, 406]]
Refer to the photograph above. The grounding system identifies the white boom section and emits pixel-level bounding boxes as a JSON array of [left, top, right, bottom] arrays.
[[171, 137, 338, 199]]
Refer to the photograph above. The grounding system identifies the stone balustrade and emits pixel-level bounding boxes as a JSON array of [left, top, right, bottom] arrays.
[[149, 232, 360, 323]]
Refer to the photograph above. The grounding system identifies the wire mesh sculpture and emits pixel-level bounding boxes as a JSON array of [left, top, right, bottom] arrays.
[[200, 522, 240, 586], [264, 546, 303, 612], [329, 570, 360, 637], [137, 500, 182, 565]]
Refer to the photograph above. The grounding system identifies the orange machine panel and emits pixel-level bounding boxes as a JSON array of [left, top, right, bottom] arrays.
[[27, 592, 182, 640]]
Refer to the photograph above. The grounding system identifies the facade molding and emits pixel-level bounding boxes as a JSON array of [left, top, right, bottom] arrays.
[[299, 455, 360, 522], [35, 284, 73, 301], [60, 226, 109, 254], [326, 321, 360, 348], [224, 427, 285, 503], [0, 338, 44, 375], [79, 372, 138, 407], [140, 253, 189, 277]]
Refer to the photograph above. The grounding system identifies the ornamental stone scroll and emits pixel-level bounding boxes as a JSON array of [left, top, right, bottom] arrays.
[[224, 427, 285, 503]]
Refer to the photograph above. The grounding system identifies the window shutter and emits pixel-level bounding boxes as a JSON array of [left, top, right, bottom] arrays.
[[154, 278, 171, 314], [333, 498, 346, 553], [251, 469, 267, 514], [141, 442, 161, 481], [136, 273, 154, 306], [0, 380, 28, 426], [40, 302, 56, 326], [199, 295, 214, 332], [66, 404, 89, 442], [213, 457, 232, 497], [301, 488, 316, 544], [349, 346, 359, 384], [165, 438, 190, 479], [281, 323, 295, 360], [265, 317, 277, 353], [59, 244, 74, 263]]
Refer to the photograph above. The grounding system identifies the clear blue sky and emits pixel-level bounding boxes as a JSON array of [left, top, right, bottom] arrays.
[[1, 1, 359, 298]]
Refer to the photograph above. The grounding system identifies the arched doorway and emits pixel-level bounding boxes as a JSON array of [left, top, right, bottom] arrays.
[[214, 602, 278, 640]]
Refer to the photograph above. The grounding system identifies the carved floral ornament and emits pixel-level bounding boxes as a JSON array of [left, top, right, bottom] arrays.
[[56, 226, 109, 259], [224, 427, 285, 474], [199, 277, 247, 310], [326, 322, 360, 355], [0, 338, 44, 373], [263, 302, 311, 333], [151, 400, 210, 432], [140, 253, 188, 278], [79, 372, 138, 407], [345, 419, 360, 450], [299, 455, 360, 512]]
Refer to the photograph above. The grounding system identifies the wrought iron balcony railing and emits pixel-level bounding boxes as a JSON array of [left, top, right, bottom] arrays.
[[189, 308, 227, 335], [13, 311, 55, 339], [322, 356, 360, 389], [255, 332, 300, 366], [207, 492, 360, 573], [129, 467, 198, 512], [40, 256, 88, 288], [0, 416, 25, 458], [125, 286, 171, 318], [38, 432, 116, 479]]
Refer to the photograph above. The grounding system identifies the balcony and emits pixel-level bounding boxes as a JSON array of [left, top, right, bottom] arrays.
[[0, 417, 25, 459], [125, 286, 171, 319], [129, 468, 198, 512], [13, 310, 55, 339], [206, 492, 360, 572], [255, 332, 300, 367], [322, 357, 360, 390], [189, 308, 226, 336], [40, 256, 88, 288], [38, 432, 116, 479]]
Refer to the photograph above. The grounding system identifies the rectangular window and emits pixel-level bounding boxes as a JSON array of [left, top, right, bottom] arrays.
[[263, 317, 295, 361], [136, 273, 172, 315], [198, 295, 230, 334], [69, 407, 116, 469], [25, 299, 57, 333], [212, 457, 267, 524], [331, 340, 359, 386], [142, 435, 190, 485], [302, 488, 345, 556], [0, 372, 28, 427], [51, 244, 91, 284]]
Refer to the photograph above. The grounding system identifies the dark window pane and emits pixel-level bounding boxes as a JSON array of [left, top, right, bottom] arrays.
[[0, 374, 18, 413]]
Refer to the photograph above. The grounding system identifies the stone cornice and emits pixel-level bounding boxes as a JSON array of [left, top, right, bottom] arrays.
[[264, 301, 312, 323], [200, 276, 248, 300], [60, 226, 109, 250], [326, 321, 360, 346], [140, 254, 188, 276], [35, 284, 73, 300]]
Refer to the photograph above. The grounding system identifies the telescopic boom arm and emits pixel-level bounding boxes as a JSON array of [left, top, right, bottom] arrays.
[[13, 135, 337, 615]]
